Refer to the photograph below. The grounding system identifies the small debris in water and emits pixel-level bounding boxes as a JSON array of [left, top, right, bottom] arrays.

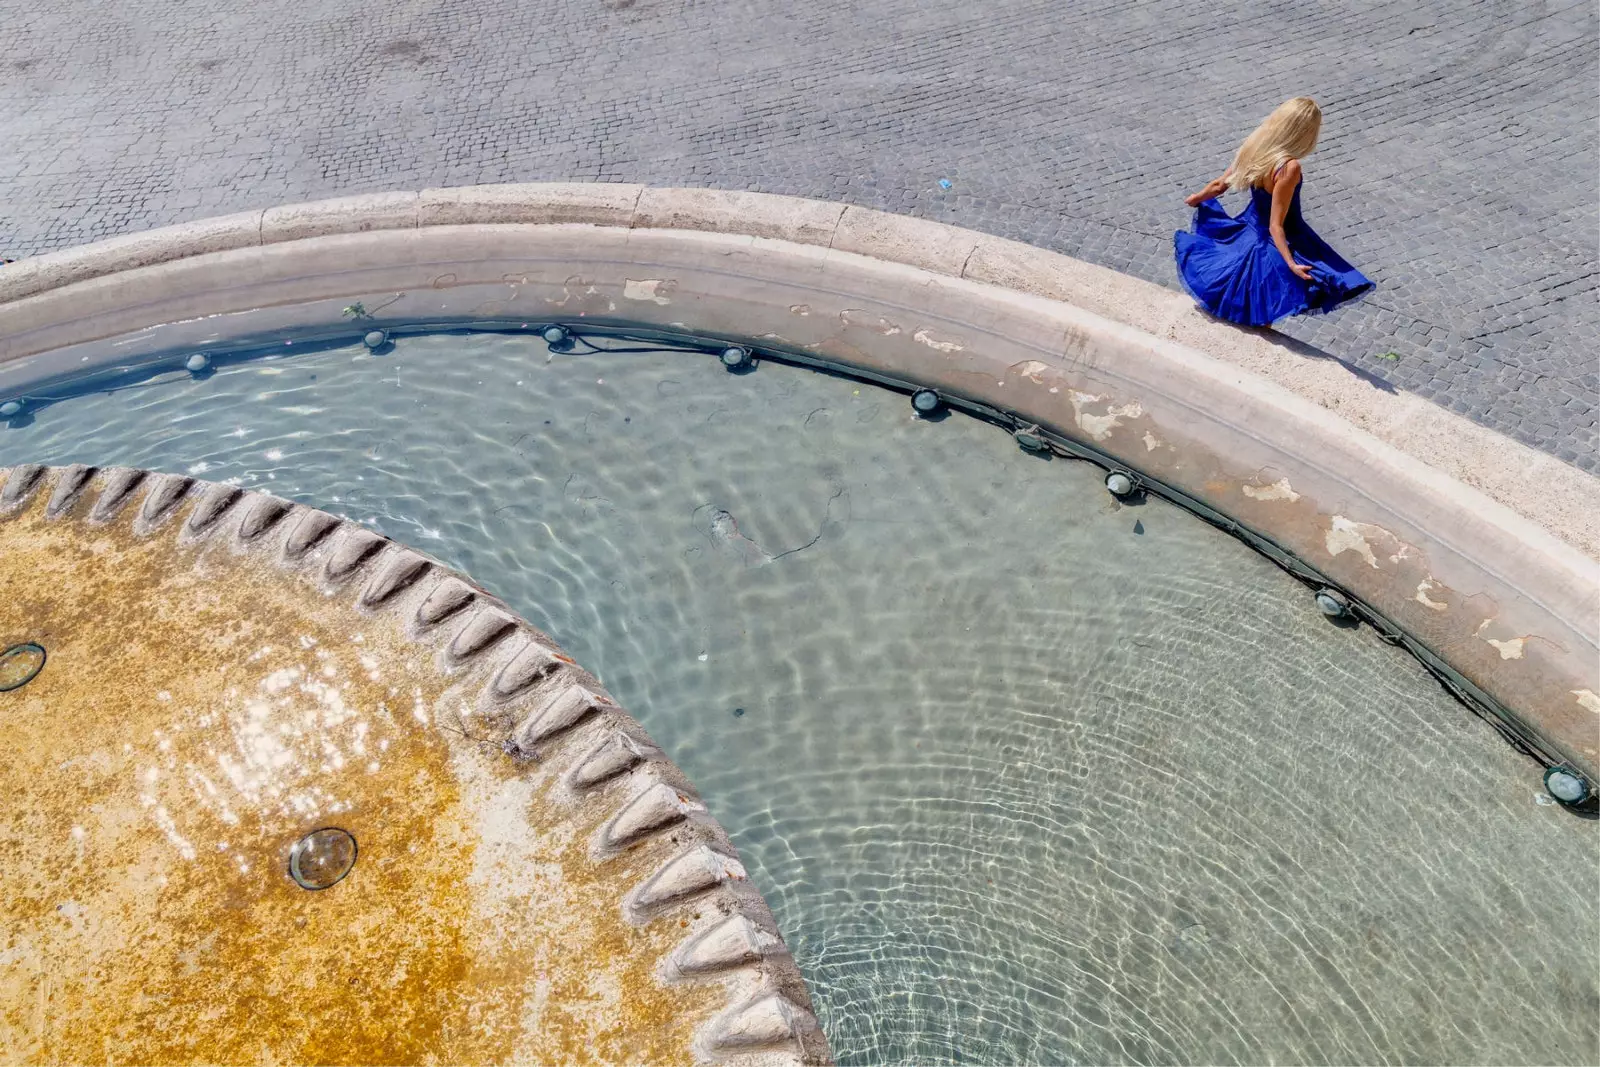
[[1134, 520, 1145, 535], [732, 707, 746, 718], [1534, 793, 1557, 806], [697, 652, 708, 662]]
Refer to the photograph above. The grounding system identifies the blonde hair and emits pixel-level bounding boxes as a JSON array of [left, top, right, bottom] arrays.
[[1227, 97, 1322, 191]]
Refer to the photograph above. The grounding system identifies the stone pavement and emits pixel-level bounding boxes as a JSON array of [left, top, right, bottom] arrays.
[[2, 0, 1595, 470]]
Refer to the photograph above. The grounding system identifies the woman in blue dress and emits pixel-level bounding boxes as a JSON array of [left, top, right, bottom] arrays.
[[1175, 97, 1372, 326]]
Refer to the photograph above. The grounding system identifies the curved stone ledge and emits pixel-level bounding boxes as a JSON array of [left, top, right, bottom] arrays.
[[0, 464, 831, 1066], [1, 184, 1594, 564], [0, 188, 1594, 784]]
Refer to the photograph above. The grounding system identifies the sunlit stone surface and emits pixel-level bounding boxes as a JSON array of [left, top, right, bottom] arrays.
[[0, 465, 827, 1066]]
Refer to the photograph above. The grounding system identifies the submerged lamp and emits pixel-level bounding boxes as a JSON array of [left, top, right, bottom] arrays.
[[911, 389, 942, 415], [1314, 589, 1351, 618], [1104, 471, 1136, 497], [363, 330, 389, 350], [1014, 425, 1047, 453], [1543, 765, 1592, 807], [720, 346, 754, 371], [288, 827, 358, 890], [0, 642, 46, 691]]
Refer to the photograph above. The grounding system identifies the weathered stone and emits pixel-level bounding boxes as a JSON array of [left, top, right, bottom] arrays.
[[0, 464, 45, 511], [45, 464, 96, 518], [709, 994, 818, 1053], [414, 576, 475, 628], [571, 730, 658, 790], [322, 526, 386, 581], [236, 494, 292, 542], [446, 605, 516, 661], [513, 682, 612, 749], [359, 548, 430, 607], [599, 781, 704, 852], [89, 468, 146, 523], [282, 508, 338, 558], [138, 473, 193, 528], [630, 845, 747, 918], [489, 636, 566, 700], [668, 914, 765, 977]]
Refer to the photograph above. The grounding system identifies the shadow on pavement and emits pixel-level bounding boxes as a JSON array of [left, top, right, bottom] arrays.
[[1243, 324, 1400, 395]]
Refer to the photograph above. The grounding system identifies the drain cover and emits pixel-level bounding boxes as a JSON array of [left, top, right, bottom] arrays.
[[0, 643, 45, 692]]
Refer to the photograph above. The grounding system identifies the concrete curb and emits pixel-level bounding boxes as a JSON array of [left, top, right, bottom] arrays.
[[0, 184, 1595, 782]]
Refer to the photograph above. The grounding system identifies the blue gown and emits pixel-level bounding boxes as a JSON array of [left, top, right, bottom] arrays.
[[1173, 177, 1372, 326]]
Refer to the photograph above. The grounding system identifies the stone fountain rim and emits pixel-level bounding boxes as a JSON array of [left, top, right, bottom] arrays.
[[0, 184, 1593, 782]]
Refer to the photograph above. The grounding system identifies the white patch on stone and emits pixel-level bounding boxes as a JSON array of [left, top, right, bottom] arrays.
[[1572, 690, 1600, 716], [1414, 579, 1449, 611], [1485, 636, 1526, 659], [1474, 618, 1529, 659], [1011, 360, 1050, 383], [912, 328, 963, 352], [840, 309, 901, 336], [1067, 390, 1142, 441], [1325, 517, 1380, 568], [622, 279, 673, 305], [1323, 516, 1419, 571], [1143, 432, 1162, 452], [1242, 478, 1300, 503]]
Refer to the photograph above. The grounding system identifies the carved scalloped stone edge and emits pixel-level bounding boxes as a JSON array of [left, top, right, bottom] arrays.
[[0, 463, 832, 1067]]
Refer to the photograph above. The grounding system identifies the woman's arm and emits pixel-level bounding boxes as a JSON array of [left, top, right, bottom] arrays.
[[1269, 160, 1313, 280], [1184, 167, 1233, 208]]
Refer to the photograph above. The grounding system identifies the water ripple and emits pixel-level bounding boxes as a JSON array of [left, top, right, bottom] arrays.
[[2, 330, 1594, 1066]]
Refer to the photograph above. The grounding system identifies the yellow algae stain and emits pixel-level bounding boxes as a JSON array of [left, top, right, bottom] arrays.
[[0, 492, 713, 1066]]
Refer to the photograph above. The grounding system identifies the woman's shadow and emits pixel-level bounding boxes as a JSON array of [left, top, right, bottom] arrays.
[[1225, 317, 1400, 395]]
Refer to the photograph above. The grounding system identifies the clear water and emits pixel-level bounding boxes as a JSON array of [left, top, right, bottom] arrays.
[[4, 332, 1595, 1066]]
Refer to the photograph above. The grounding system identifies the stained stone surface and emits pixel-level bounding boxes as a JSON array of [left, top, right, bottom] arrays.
[[0, 464, 830, 1066], [0, 0, 1595, 468]]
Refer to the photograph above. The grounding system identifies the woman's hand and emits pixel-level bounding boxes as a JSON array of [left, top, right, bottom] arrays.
[[1288, 261, 1314, 282], [1184, 178, 1227, 208]]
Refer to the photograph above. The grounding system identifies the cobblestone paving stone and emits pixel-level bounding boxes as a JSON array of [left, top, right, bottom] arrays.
[[2, 0, 1595, 470]]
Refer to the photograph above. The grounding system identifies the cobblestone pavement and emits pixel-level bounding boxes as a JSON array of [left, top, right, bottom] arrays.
[[2, 0, 1596, 470]]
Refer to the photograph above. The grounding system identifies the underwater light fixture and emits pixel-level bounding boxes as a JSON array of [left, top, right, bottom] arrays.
[[288, 827, 358, 890], [363, 330, 389, 350], [542, 324, 571, 348], [185, 353, 211, 373], [720, 346, 754, 371], [1104, 471, 1136, 497], [0, 400, 22, 418], [0, 642, 46, 691], [1543, 765, 1592, 807], [1013, 425, 1047, 452], [1314, 589, 1351, 618], [911, 388, 942, 415]]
